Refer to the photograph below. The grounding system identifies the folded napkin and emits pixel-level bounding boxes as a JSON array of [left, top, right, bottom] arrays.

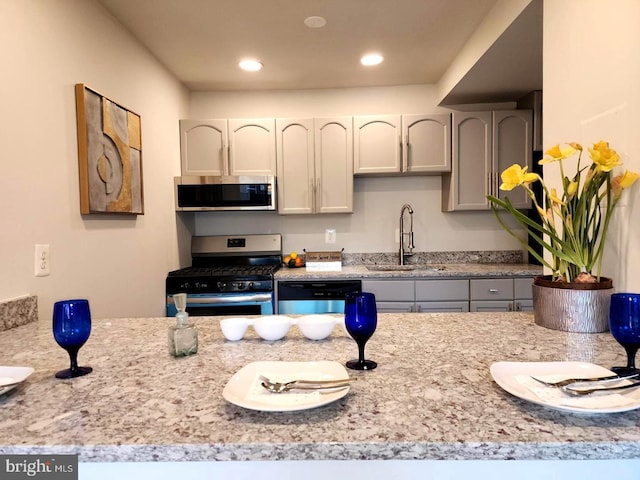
[[515, 374, 639, 409], [246, 373, 322, 406], [0, 376, 17, 387]]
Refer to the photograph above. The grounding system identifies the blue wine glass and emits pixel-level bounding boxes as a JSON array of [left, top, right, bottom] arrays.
[[53, 299, 93, 379], [609, 293, 640, 375], [344, 292, 378, 370]]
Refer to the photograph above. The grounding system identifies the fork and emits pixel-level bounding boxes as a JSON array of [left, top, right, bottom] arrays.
[[561, 381, 640, 396], [259, 375, 355, 393], [530, 372, 640, 388]]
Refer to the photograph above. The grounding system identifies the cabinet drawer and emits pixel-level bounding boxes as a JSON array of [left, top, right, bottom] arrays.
[[470, 279, 513, 300], [514, 277, 534, 300], [362, 280, 414, 302], [415, 279, 469, 301]]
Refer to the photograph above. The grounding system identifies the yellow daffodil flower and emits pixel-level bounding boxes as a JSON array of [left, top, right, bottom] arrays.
[[588, 141, 621, 172], [499, 164, 539, 191], [566, 180, 578, 198], [549, 188, 565, 206], [540, 144, 576, 164], [612, 170, 640, 199]]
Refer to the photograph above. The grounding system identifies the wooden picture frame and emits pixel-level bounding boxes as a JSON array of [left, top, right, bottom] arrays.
[[75, 84, 144, 214]]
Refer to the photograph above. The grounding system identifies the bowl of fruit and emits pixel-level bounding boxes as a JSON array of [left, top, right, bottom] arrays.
[[283, 251, 305, 268]]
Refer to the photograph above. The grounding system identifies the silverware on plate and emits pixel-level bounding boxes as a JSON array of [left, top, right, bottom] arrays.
[[259, 374, 355, 393], [530, 372, 640, 388], [561, 381, 640, 396]]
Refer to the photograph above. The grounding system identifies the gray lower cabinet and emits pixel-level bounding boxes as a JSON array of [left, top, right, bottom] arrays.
[[362, 279, 470, 313], [362, 280, 415, 313], [470, 277, 534, 312], [362, 277, 533, 313]]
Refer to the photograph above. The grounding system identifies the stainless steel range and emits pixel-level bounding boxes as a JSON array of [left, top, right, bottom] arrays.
[[166, 234, 282, 316]]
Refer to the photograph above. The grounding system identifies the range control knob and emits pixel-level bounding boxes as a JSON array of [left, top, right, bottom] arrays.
[[237, 282, 246, 290], [247, 282, 255, 290]]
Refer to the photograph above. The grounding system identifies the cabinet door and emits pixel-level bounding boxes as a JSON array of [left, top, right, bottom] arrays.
[[376, 302, 415, 313], [314, 117, 353, 213], [228, 118, 276, 175], [353, 115, 402, 174], [416, 301, 469, 313], [403, 114, 451, 173], [179, 119, 227, 176], [442, 111, 492, 211], [276, 118, 314, 214], [470, 300, 515, 312], [515, 300, 534, 312], [492, 110, 533, 209]]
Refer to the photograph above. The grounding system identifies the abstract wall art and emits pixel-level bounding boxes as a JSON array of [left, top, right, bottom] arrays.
[[75, 84, 144, 214]]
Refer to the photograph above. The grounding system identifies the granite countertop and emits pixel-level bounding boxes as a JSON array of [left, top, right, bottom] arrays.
[[1, 313, 638, 463], [276, 263, 542, 280]]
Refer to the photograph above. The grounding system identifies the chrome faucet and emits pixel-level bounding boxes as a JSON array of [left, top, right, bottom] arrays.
[[399, 204, 415, 265]]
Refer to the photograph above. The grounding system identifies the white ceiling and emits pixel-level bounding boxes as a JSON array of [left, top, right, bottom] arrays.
[[96, 0, 542, 103]]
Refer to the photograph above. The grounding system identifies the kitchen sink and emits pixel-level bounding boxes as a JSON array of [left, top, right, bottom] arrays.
[[365, 265, 447, 272]]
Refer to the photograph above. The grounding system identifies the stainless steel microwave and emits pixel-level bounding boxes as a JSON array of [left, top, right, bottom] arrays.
[[174, 175, 276, 211]]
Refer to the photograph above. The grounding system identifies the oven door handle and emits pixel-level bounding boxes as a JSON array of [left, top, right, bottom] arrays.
[[168, 294, 273, 305]]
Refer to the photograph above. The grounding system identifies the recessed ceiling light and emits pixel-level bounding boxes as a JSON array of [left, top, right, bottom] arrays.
[[304, 16, 327, 28], [360, 53, 384, 66], [239, 59, 263, 72]]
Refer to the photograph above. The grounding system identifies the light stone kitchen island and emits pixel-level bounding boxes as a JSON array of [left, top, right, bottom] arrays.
[[1, 313, 639, 479]]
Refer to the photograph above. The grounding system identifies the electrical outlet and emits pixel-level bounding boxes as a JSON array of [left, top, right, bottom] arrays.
[[35, 244, 50, 277], [325, 229, 336, 244]]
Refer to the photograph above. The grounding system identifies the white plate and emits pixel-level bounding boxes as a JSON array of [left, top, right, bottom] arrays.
[[0, 366, 34, 396], [223, 361, 351, 412], [490, 361, 640, 414]]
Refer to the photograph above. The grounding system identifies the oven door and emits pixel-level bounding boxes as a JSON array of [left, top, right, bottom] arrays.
[[166, 293, 274, 316]]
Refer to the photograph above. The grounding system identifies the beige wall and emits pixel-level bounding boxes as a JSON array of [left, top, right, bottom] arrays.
[[543, 0, 640, 291], [0, 0, 189, 319], [188, 86, 526, 255]]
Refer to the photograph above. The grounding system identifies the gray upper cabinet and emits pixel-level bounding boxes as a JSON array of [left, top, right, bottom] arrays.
[[441, 110, 532, 211], [353, 115, 402, 174], [354, 114, 451, 175], [179, 118, 276, 176], [276, 117, 353, 215]]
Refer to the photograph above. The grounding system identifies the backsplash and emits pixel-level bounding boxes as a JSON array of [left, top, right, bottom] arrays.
[[0, 295, 38, 331], [342, 250, 525, 266]]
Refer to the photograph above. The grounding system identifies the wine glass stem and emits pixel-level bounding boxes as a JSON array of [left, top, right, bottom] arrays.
[[625, 345, 639, 370], [68, 348, 79, 373], [357, 341, 367, 364]]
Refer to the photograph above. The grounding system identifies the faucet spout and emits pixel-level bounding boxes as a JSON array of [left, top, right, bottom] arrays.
[[399, 204, 415, 265]]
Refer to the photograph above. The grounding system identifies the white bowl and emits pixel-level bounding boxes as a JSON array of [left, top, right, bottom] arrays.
[[296, 315, 338, 340], [253, 315, 292, 341], [220, 317, 250, 341]]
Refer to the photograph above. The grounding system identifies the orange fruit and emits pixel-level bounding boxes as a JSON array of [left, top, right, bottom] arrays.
[[294, 257, 303, 266]]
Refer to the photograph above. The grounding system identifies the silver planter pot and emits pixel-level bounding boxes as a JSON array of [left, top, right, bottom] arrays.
[[532, 276, 613, 333]]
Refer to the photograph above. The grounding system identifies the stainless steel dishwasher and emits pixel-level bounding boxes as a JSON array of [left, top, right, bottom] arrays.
[[277, 280, 362, 314]]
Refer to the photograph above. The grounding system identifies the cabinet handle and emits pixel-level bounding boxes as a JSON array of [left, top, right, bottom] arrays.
[[494, 172, 499, 197], [401, 135, 407, 172], [226, 143, 231, 176], [508, 303, 514, 312], [310, 178, 316, 212], [515, 302, 521, 311], [316, 178, 321, 211], [488, 289, 499, 294], [487, 173, 492, 196]]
